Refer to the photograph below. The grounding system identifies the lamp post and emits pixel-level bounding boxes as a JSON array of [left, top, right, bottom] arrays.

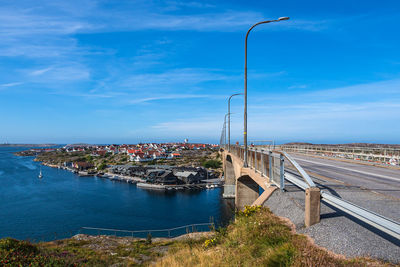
[[223, 113, 233, 148], [243, 17, 289, 167], [228, 93, 243, 152]]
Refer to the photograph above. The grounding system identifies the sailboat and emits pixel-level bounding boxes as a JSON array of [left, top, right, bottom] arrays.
[[38, 168, 43, 179]]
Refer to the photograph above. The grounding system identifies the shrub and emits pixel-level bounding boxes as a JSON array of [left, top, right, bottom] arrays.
[[97, 162, 107, 170], [203, 238, 217, 249], [146, 233, 152, 244], [236, 205, 262, 217], [202, 159, 222, 169]]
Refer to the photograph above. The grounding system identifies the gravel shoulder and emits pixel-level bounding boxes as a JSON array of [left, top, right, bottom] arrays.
[[264, 182, 400, 264]]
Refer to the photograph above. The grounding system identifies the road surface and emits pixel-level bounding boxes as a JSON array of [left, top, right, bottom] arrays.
[[288, 153, 400, 199]]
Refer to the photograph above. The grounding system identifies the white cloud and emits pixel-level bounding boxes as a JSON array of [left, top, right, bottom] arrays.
[[120, 68, 231, 91], [24, 64, 90, 83], [0, 82, 23, 87], [147, 79, 400, 142], [30, 67, 53, 76], [0, 0, 330, 58], [253, 79, 400, 103], [129, 94, 212, 104]]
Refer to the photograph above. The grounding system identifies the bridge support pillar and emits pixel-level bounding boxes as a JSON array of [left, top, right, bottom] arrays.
[[223, 154, 236, 198], [305, 187, 321, 227], [235, 175, 259, 210]]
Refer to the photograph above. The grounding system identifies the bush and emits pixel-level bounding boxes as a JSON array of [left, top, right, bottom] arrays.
[[86, 155, 93, 162], [236, 205, 262, 217], [202, 159, 222, 169], [203, 238, 217, 249], [97, 162, 107, 170], [0, 238, 38, 254], [146, 233, 152, 244]]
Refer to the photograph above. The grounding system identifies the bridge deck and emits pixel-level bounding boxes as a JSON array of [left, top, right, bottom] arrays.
[[289, 153, 400, 200]]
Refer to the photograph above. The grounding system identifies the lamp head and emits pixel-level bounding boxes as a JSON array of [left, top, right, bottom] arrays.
[[278, 17, 290, 21]]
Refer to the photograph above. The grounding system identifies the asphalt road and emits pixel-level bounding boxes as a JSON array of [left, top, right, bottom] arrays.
[[288, 153, 400, 200]]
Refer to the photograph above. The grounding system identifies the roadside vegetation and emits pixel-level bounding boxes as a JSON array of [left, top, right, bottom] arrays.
[[156, 206, 389, 267], [0, 206, 391, 266]]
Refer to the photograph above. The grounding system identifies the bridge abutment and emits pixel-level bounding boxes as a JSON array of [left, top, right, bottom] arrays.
[[223, 154, 236, 198], [235, 175, 260, 210], [221, 148, 322, 227]]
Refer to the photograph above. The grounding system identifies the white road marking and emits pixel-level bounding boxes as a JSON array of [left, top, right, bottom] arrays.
[[291, 157, 400, 182]]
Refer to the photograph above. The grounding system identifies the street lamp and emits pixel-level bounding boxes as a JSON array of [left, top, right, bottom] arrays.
[[228, 93, 243, 152], [243, 16, 290, 167], [223, 113, 233, 148]]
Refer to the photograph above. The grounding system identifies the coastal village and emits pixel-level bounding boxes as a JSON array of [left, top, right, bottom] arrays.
[[16, 142, 223, 190]]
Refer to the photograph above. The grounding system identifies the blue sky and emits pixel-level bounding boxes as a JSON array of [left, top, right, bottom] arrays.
[[0, 0, 399, 144]]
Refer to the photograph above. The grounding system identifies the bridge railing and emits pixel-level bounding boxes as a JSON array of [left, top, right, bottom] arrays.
[[228, 145, 315, 190], [279, 144, 400, 166]]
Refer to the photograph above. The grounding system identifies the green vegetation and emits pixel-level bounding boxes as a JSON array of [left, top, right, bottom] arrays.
[[0, 207, 390, 266], [86, 154, 93, 162], [146, 233, 152, 245], [154, 206, 387, 267], [31, 149, 222, 175], [0, 236, 170, 266], [201, 159, 222, 169], [0, 237, 100, 266], [97, 162, 107, 171]]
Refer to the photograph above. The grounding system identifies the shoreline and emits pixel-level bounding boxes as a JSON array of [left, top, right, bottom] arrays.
[[40, 161, 223, 190]]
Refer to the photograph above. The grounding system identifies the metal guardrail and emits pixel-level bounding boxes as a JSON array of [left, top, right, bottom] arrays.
[[223, 145, 400, 240], [282, 162, 400, 240], [80, 223, 215, 238], [321, 191, 400, 240], [280, 151, 315, 187], [284, 171, 310, 190]]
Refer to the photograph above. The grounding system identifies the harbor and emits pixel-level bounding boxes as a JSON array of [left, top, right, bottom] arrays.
[[41, 162, 223, 190]]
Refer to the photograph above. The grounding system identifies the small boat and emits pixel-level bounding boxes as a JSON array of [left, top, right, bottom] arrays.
[[38, 168, 43, 179]]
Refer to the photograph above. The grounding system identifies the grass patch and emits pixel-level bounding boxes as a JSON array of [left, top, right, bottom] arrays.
[[153, 206, 390, 267], [0, 236, 172, 266]]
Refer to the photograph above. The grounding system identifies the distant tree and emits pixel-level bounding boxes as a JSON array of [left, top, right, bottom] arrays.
[[86, 155, 93, 162], [97, 162, 107, 170], [202, 159, 222, 169]]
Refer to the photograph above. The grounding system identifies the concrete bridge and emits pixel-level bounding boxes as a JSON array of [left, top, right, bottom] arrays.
[[221, 146, 321, 227], [221, 145, 400, 241]]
